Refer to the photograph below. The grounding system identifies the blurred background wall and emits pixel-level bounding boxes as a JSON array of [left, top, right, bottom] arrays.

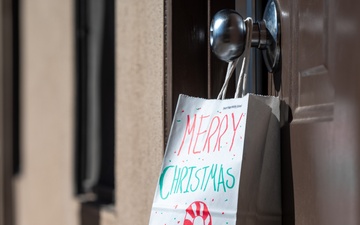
[[0, 0, 164, 224], [14, 0, 78, 224]]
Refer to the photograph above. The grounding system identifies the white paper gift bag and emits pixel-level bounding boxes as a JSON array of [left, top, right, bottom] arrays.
[[149, 18, 281, 225], [148, 93, 282, 225]]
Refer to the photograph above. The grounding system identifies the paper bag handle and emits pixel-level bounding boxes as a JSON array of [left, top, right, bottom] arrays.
[[217, 17, 253, 100]]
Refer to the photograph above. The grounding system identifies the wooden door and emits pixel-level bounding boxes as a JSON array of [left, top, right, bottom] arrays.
[[275, 0, 360, 224], [170, 0, 360, 224]]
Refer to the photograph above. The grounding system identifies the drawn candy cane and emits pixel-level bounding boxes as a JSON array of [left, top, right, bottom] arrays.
[[183, 201, 212, 225]]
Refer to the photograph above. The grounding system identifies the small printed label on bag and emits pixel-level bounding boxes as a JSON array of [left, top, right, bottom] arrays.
[[223, 104, 242, 110]]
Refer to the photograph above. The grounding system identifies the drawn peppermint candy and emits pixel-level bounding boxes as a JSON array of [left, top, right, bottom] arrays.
[[183, 201, 212, 225]]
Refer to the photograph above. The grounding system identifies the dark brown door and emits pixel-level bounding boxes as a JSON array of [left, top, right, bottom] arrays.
[[168, 0, 360, 224], [275, 0, 360, 224]]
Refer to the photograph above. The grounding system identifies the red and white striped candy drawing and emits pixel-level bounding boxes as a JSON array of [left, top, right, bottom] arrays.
[[183, 201, 212, 225]]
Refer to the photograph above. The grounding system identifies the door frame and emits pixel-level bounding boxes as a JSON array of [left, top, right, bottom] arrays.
[[0, 0, 15, 224]]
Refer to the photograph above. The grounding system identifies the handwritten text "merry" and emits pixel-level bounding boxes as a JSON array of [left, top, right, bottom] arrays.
[[176, 112, 245, 156]]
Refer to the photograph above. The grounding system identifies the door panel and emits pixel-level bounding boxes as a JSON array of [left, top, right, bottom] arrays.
[[284, 0, 334, 122], [277, 0, 360, 224]]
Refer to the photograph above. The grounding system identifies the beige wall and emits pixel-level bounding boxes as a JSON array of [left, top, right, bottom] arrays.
[[116, 0, 164, 224], [14, 0, 78, 225], [1, 0, 165, 224]]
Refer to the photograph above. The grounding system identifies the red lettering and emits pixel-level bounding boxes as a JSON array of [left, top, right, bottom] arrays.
[[229, 113, 244, 151], [215, 115, 229, 151], [177, 114, 197, 156], [202, 116, 220, 153], [192, 115, 210, 154], [176, 112, 245, 155]]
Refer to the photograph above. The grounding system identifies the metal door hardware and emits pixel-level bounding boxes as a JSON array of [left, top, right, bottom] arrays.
[[210, 0, 281, 73]]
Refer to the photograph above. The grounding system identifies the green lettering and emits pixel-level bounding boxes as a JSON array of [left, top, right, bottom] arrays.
[[204, 164, 218, 191], [190, 168, 201, 192], [217, 164, 226, 192], [171, 166, 181, 194], [184, 166, 196, 193], [200, 166, 209, 190], [226, 167, 235, 189], [177, 167, 188, 193], [159, 166, 174, 200]]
